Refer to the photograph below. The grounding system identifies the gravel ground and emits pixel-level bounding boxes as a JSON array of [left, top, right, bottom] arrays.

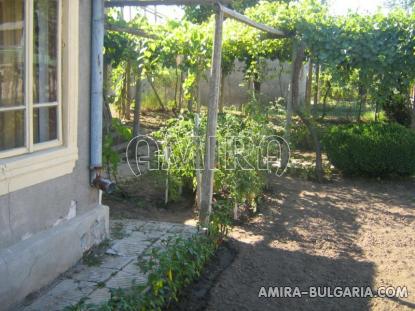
[[205, 176, 415, 311]]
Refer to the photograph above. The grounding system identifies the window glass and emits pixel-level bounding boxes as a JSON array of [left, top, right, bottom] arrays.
[[33, 0, 58, 143], [0, 110, 25, 151], [0, 0, 25, 109], [33, 106, 57, 143], [33, 0, 58, 104], [0, 0, 25, 151], [0, 0, 61, 155]]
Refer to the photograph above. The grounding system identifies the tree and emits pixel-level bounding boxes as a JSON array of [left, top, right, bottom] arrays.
[[384, 0, 414, 11], [184, 0, 288, 24]]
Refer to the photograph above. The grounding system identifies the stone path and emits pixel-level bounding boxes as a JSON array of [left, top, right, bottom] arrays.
[[18, 220, 198, 311]]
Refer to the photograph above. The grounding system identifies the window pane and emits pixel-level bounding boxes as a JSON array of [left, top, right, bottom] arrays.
[[0, 110, 25, 151], [33, 0, 58, 104], [33, 106, 57, 143], [0, 0, 25, 108]]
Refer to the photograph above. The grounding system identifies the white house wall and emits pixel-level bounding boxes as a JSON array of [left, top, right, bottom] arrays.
[[199, 60, 308, 108], [0, 1, 108, 309]]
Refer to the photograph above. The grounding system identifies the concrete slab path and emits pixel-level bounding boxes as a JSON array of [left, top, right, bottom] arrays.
[[17, 219, 198, 311]]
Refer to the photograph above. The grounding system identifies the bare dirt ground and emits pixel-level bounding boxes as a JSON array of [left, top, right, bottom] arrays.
[[205, 176, 415, 311], [107, 111, 415, 310], [103, 174, 197, 225]]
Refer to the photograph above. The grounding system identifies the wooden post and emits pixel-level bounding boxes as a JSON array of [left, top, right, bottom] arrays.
[[219, 72, 225, 113], [219, 3, 286, 38], [199, 7, 224, 228], [103, 63, 113, 134], [105, 24, 158, 39], [194, 114, 202, 209], [314, 63, 320, 106], [105, 0, 233, 8], [291, 43, 304, 115], [147, 75, 167, 111], [133, 65, 143, 137], [282, 46, 296, 168], [292, 42, 324, 182], [305, 59, 313, 113], [125, 62, 132, 120], [411, 85, 415, 129]]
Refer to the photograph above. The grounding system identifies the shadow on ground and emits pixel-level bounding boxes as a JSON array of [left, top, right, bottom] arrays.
[[203, 176, 415, 311]]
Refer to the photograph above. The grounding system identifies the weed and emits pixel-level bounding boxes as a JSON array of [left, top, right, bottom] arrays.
[[82, 251, 103, 268], [111, 223, 126, 240], [82, 240, 111, 267], [96, 282, 106, 289]]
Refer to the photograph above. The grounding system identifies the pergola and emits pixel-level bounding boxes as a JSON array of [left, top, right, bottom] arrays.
[[96, 0, 292, 227]]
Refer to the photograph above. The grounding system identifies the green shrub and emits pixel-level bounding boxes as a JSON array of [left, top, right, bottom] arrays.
[[291, 124, 315, 151], [137, 233, 219, 310], [383, 94, 412, 127], [103, 119, 133, 177], [154, 112, 276, 207], [65, 205, 230, 311], [290, 122, 327, 152], [324, 122, 415, 177]]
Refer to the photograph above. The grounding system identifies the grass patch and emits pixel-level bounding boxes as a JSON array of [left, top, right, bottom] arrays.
[[111, 222, 126, 240], [82, 240, 111, 267]]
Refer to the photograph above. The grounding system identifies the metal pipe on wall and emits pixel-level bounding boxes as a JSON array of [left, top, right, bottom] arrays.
[[90, 0, 104, 183]]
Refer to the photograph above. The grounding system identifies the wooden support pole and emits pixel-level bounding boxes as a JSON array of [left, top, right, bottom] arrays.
[[305, 59, 313, 113], [291, 42, 324, 182], [105, 24, 158, 39], [105, 0, 231, 8], [283, 48, 297, 143], [314, 63, 320, 105], [133, 64, 143, 137], [199, 6, 224, 228], [219, 3, 287, 38], [291, 43, 304, 114]]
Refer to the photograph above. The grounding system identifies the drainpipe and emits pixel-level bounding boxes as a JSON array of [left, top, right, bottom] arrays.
[[90, 0, 115, 194]]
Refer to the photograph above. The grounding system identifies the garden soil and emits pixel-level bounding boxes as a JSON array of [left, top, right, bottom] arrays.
[[180, 176, 415, 311]]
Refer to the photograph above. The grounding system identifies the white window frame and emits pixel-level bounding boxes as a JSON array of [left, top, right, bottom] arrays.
[[0, 0, 63, 159], [0, 0, 79, 196]]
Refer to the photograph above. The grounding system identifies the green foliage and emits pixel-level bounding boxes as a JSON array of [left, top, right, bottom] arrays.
[[105, 14, 156, 117], [137, 233, 219, 310], [215, 113, 273, 206], [324, 122, 415, 177], [68, 223, 225, 311], [290, 121, 328, 152], [131, 203, 231, 311], [154, 113, 275, 207], [291, 124, 315, 151], [183, 0, 266, 24], [103, 119, 132, 177], [106, 1, 415, 120], [245, 1, 415, 120], [105, 14, 153, 68], [361, 111, 387, 123], [153, 114, 197, 182], [383, 93, 413, 127], [103, 134, 119, 177], [385, 0, 414, 11], [210, 199, 234, 237], [184, 4, 214, 24]]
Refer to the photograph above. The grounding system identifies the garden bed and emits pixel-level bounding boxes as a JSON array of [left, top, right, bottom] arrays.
[[166, 241, 237, 311]]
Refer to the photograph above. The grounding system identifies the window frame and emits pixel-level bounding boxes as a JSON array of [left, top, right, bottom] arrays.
[[0, 0, 63, 159], [0, 0, 79, 196]]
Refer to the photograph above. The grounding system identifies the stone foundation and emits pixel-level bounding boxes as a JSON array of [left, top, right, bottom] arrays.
[[0, 205, 109, 310]]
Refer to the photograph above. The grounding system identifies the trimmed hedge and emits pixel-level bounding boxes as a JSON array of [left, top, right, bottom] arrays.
[[324, 123, 415, 177]]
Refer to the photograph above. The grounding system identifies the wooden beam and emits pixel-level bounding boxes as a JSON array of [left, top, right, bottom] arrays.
[[199, 7, 224, 228], [105, 0, 231, 7], [105, 23, 158, 39], [219, 3, 287, 38]]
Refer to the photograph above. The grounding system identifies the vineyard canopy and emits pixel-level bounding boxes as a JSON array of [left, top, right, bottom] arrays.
[[104, 0, 293, 226]]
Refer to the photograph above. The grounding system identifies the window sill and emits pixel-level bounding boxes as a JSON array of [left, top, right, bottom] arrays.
[[0, 146, 78, 196]]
